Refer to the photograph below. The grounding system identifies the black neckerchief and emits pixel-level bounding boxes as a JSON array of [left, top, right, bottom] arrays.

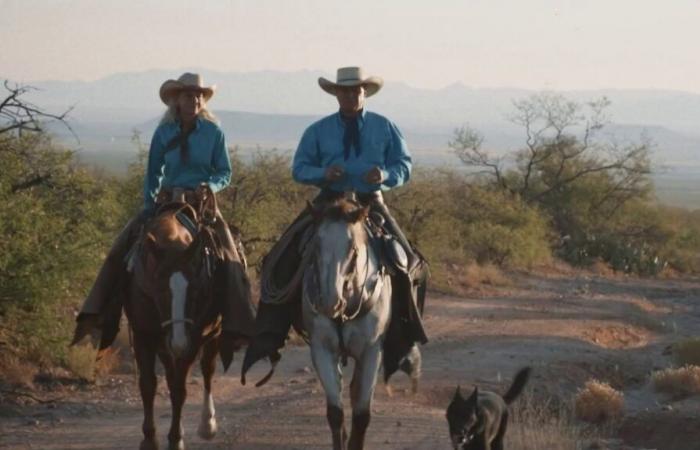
[[342, 112, 362, 160], [164, 122, 195, 163]]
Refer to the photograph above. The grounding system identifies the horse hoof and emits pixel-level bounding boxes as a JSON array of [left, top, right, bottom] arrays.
[[139, 438, 159, 450], [385, 384, 393, 397], [167, 440, 185, 450], [411, 378, 419, 395], [197, 418, 218, 440]]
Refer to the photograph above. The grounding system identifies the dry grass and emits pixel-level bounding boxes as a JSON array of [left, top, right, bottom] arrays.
[[673, 338, 700, 366], [64, 345, 97, 381], [0, 352, 36, 387], [508, 394, 594, 450], [95, 347, 123, 377], [651, 365, 700, 397], [430, 262, 512, 295], [574, 380, 624, 423], [459, 263, 510, 290], [591, 259, 617, 277]]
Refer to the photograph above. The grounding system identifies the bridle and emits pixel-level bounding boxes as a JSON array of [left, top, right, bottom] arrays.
[[306, 224, 384, 323]]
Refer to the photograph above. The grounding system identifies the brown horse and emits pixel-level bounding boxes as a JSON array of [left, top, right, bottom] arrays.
[[124, 202, 224, 450]]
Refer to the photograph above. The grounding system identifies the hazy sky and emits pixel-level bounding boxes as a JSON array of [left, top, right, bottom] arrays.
[[1, 0, 699, 91]]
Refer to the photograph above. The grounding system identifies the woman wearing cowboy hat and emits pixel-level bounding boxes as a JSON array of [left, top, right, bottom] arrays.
[[72, 73, 256, 354]]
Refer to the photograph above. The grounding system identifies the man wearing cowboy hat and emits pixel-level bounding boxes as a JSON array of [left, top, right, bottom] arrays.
[[243, 67, 428, 383]]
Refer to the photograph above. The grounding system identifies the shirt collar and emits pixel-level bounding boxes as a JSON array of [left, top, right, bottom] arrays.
[[175, 115, 202, 133], [337, 108, 367, 127]]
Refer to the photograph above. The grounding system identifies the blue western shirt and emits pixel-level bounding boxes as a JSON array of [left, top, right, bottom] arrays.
[[144, 116, 232, 210], [292, 110, 412, 193]]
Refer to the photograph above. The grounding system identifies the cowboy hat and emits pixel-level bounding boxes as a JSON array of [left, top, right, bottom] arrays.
[[318, 67, 383, 97], [159, 72, 216, 105]]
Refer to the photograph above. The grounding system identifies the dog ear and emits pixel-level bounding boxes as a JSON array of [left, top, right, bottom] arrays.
[[453, 385, 463, 400], [468, 386, 479, 405]]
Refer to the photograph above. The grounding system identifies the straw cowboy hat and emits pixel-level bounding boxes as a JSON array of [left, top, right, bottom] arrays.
[[318, 67, 384, 97], [159, 72, 216, 105]]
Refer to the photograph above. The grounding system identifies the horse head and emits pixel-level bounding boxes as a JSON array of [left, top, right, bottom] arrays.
[[138, 203, 212, 359], [311, 198, 371, 319]]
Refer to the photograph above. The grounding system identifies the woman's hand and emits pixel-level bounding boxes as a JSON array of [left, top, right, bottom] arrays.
[[195, 183, 210, 202]]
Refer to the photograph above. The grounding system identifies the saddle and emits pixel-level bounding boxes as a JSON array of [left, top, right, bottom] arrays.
[[366, 212, 409, 276], [125, 187, 224, 274]]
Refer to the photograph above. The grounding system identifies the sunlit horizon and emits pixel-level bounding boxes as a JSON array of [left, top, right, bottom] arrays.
[[2, 0, 699, 93]]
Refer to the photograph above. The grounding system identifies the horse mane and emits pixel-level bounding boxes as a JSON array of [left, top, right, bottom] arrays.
[[321, 198, 369, 224], [146, 208, 194, 252]]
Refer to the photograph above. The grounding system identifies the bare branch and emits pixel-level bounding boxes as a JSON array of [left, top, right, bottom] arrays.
[[0, 80, 76, 140]]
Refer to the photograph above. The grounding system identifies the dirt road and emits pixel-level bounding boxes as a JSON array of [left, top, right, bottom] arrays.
[[2, 271, 699, 449]]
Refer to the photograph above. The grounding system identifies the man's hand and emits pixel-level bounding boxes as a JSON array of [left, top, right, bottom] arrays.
[[325, 165, 345, 182], [364, 166, 384, 184]]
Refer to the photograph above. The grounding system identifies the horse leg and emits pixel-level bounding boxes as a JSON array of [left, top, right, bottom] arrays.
[[348, 343, 382, 450], [197, 336, 219, 440], [134, 332, 159, 450], [310, 335, 346, 450], [161, 355, 190, 450], [405, 344, 422, 395]]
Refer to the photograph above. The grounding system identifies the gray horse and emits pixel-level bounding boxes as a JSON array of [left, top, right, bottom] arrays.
[[302, 199, 392, 450]]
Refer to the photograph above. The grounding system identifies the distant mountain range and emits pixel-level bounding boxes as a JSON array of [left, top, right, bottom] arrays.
[[4, 68, 699, 206]]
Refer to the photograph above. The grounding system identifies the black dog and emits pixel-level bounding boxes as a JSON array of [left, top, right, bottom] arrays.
[[446, 367, 531, 450]]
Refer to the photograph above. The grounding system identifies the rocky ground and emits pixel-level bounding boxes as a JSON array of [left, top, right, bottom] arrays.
[[1, 270, 699, 449]]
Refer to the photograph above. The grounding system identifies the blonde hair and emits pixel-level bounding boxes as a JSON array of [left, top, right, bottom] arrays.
[[160, 99, 219, 125]]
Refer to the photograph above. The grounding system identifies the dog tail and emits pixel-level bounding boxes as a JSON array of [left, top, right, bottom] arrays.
[[502, 367, 531, 405]]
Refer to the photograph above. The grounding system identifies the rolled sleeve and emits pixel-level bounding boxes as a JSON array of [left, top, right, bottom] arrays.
[[143, 129, 165, 210], [381, 121, 412, 190], [207, 129, 232, 193]]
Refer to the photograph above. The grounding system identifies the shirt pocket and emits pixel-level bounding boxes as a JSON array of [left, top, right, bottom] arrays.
[[364, 136, 389, 165], [318, 135, 345, 163]]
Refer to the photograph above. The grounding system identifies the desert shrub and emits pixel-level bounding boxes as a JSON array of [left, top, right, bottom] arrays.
[[673, 338, 700, 366], [387, 170, 552, 270], [64, 345, 98, 381], [574, 380, 624, 423], [219, 149, 314, 268], [0, 133, 125, 369], [0, 352, 36, 387], [457, 186, 552, 268], [447, 94, 700, 275], [459, 263, 510, 289], [657, 207, 700, 273], [651, 365, 700, 397], [508, 394, 592, 450]]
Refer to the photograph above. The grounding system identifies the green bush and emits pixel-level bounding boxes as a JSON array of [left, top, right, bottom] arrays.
[[0, 133, 125, 367], [387, 170, 552, 270], [1, 126, 698, 376]]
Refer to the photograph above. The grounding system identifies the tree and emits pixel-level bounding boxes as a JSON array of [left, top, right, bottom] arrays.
[[450, 93, 661, 272], [1, 81, 77, 194], [0, 80, 74, 137], [450, 93, 651, 210]]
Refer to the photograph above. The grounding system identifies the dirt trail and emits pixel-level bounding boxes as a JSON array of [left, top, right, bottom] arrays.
[[2, 272, 699, 450]]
